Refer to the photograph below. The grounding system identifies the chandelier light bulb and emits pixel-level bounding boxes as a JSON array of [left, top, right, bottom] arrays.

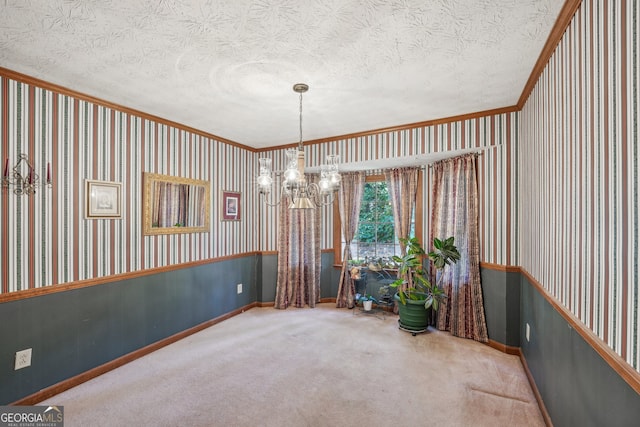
[[283, 167, 300, 182], [319, 178, 331, 192], [330, 172, 341, 185], [257, 174, 272, 187]]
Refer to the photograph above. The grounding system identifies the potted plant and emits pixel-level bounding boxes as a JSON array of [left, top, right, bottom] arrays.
[[389, 236, 460, 334], [356, 294, 378, 311]]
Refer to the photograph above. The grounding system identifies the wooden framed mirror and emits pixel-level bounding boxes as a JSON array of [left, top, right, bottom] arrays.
[[143, 172, 210, 235]]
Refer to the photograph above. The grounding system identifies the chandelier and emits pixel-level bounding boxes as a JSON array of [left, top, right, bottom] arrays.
[[257, 83, 341, 209]]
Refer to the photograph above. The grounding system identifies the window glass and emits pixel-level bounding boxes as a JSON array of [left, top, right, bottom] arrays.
[[343, 180, 415, 265]]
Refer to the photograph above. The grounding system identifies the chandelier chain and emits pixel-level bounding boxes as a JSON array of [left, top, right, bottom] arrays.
[[298, 91, 303, 150]]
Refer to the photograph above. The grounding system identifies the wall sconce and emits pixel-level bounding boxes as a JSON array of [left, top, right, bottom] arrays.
[[2, 154, 52, 196]]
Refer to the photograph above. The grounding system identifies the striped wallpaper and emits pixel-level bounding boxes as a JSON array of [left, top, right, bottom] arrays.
[[519, 0, 639, 371], [0, 76, 257, 293], [257, 114, 515, 266], [1, 76, 515, 294]]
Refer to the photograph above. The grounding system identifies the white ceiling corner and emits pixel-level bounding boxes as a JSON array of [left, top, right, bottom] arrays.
[[0, 0, 565, 149]]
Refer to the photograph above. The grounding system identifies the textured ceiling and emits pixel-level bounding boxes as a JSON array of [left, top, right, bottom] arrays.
[[0, 0, 564, 149]]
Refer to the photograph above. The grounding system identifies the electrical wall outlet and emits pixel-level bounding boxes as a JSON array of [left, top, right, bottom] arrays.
[[15, 348, 32, 370], [526, 323, 530, 342], [237, 283, 242, 294]]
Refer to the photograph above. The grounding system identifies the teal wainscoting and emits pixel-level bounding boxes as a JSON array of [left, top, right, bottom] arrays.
[[320, 252, 339, 299], [0, 256, 257, 405], [258, 253, 277, 303], [480, 266, 640, 426], [520, 275, 640, 427], [480, 267, 521, 347]]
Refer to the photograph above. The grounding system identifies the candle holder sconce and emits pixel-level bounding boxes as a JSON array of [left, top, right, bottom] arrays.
[[2, 154, 52, 196]]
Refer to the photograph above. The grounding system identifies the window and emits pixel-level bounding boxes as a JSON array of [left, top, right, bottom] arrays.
[[337, 176, 417, 265]]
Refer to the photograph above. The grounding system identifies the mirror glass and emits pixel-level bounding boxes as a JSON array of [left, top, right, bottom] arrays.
[[143, 172, 210, 235]]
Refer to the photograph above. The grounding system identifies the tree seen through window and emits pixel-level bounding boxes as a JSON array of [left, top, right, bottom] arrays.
[[344, 180, 415, 263]]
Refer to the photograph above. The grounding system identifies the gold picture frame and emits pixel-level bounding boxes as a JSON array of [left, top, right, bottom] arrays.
[[143, 172, 210, 235]]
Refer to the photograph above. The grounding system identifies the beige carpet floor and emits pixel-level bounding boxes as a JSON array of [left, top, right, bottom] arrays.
[[40, 304, 545, 427]]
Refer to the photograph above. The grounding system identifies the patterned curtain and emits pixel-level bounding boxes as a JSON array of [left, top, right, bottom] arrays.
[[336, 172, 365, 308], [431, 154, 488, 342], [385, 167, 419, 252], [385, 167, 419, 295], [274, 177, 321, 309]]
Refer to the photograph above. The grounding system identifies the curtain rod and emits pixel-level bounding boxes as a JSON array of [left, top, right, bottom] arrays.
[[323, 144, 502, 174], [426, 151, 483, 168], [362, 151, 484, 175]]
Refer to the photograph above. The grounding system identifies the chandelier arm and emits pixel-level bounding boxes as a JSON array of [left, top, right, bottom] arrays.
[[258, 180, 298, 207], [307, 182, 338, 207], [259, 192, 282, 207], [317, 191, 337, 207], [259, 182, 286, 207]]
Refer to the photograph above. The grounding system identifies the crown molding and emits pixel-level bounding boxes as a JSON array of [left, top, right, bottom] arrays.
[[517, 0, 583, 108]]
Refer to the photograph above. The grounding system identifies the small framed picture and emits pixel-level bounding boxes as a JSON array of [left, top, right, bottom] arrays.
[[86, 180, 122, 219], [221, 190, 241, 221]]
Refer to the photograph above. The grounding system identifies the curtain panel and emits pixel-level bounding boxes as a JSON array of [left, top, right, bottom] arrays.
[[274, 177, 322, 309], [431, 154, 488, 342], [336, 172, 365, 308], [385, 167, 420, 292]]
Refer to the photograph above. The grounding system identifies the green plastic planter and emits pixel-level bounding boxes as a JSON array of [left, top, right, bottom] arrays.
[[394, 292, 431, 334]]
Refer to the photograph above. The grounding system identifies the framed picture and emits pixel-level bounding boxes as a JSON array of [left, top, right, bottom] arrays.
[[221, 190, 241, 221], [86, 180, 122, 219]]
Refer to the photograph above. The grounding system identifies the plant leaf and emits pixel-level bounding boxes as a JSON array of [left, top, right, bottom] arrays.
[[424, 295, 433, 309], [433, 238, 443, 250], [398, 291, 407, 305]]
